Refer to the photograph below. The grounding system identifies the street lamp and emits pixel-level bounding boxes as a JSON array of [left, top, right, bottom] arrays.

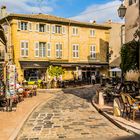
[[117, 1, 126, 83], [117, 3, 127, 19]]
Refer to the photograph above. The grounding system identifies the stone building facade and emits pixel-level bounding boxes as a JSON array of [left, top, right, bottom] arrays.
[[0, 13, 110, 82]]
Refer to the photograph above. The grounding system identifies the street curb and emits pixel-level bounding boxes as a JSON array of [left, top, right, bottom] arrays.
[[91, 100, 140, 136], [8, 94, 57, 140]]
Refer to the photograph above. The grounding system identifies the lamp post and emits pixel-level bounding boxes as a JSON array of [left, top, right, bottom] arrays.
[[117, 0, 126, 83]]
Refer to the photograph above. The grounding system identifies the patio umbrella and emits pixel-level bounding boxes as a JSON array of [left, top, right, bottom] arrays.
[[109, 68, 122, 72]]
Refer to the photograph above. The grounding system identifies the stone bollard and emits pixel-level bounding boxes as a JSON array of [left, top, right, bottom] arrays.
[[98, 90, 104, 106], [113, 98, 121, 117]]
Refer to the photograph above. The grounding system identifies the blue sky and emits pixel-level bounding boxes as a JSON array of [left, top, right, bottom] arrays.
[[0, 0, 122, 23]]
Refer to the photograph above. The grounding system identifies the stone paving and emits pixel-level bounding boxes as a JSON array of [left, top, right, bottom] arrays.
[[16, 86, 133, 140]]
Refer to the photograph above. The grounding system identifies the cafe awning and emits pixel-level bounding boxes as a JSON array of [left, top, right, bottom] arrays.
[[20, 61, 50, 69]]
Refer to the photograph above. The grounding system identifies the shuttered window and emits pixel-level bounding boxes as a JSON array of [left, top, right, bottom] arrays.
[[72, 44, 79, 58], [35, 42, 46, 57], [90, 45, 96, 59], [72, 27, 78, 35], [21, 41, 28, 57], [56, 43, 62, 58]]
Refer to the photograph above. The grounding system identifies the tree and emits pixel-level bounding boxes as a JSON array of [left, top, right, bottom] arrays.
[[120, 40, 139, 73], [48, 65, 65, 79]]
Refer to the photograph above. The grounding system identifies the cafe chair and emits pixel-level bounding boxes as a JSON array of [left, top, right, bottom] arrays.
[[120, 93, 129, 117], [125, 94, 140, 120]]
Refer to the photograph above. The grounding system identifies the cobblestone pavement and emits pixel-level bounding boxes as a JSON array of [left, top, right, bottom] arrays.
[[16, 86, 133, 140]]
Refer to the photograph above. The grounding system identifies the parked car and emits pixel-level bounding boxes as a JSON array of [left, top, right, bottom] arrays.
[[27, 77, 42, 86]]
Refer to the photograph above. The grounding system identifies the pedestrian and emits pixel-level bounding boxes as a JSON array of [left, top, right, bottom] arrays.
[[91, 74, 95, 84]]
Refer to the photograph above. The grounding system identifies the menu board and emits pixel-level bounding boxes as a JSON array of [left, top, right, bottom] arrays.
[[6, 65, 16, 95]]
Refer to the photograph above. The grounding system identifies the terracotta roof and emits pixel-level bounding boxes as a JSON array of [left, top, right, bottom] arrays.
[[0, 13, 111, 29]]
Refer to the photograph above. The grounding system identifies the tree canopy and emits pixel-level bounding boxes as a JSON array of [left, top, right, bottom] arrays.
[[120, 40, 139, 73], [48, 65, 65, 79]]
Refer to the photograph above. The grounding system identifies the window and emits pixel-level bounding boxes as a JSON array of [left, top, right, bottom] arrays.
[[35, 42, 46, 57], [21, 41, 28, 57], [90, 29, 95, 37], [90, 45, 96, 59], [72, 44, 79, 58], [56, 43, 62, 58], [51, 25, 64, 34], [129, 0, 133, 5], [55, 25, 61, 34], [20, 22, 28, 30], [72, 27, 78, 35], [112, 71, 117, 77], [39, 24, 46, 32], [18, 21, 33, 31], [47, 43, 51, 57]]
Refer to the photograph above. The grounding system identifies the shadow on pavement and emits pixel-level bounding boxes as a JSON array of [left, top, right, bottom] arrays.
[[62, 86, 96, 102], [113, 135, 140, 140]]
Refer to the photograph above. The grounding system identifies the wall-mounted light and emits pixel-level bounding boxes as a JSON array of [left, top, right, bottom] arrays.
[[117, 3, 127, 19]]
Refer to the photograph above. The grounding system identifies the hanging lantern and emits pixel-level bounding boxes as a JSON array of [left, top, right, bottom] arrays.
[[117, 4, 127, 19]]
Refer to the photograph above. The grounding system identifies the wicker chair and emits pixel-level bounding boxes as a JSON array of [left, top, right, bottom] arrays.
[[125, 94, 140, 120]]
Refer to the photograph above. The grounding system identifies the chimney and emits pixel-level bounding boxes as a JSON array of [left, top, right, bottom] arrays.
[[93, 20, 96, 24], [108, 20, 112, 24], [89, 20, 96, 24], [0, 5, 7, 18]]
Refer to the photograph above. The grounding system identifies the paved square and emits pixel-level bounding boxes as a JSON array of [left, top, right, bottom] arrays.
[[16, 87, 132, 140]]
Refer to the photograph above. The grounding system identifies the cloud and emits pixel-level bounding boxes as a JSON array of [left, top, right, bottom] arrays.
[[70, 0, 123, 23], [0, 0, 53, 14]]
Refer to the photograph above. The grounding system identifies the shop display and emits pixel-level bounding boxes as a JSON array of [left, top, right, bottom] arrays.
[[6, 64, 17, 95]]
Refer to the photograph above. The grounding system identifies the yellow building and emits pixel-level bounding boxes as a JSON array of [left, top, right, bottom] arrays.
[[0, 13, 111, 82]]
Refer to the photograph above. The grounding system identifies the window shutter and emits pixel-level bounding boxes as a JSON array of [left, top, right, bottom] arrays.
[[52, 25, 55, 33], [25, 42, 28, 56], [35, 42, 39, 57], [36, 23, 39, 32], [28, 22, 32, 31], [17, 21, 21, 30], [62, 26, 66, 34], [47, 43, 51, 57], [44, 24, 46, 32], [60, 44, 62, 57], [46, 24, 50, 32], [72, 28, 75, 35], [76, 28, 78, 35]]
